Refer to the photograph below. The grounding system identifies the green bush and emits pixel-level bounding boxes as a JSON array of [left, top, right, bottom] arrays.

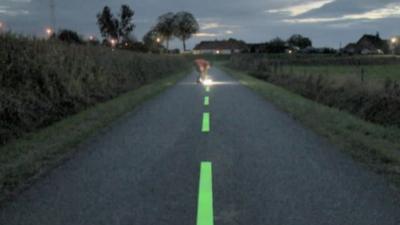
[[0, 33, 190, 145]]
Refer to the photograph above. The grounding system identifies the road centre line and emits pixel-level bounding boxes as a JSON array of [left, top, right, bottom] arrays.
[[196, 162, 214, 225]]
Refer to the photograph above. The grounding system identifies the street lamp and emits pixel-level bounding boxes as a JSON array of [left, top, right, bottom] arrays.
[[156, 37, 161, 43], [45, 27, 53, 37], [391, 37, 398, 55], [89, 35, 94, 41], [110, 38, 117, 49]]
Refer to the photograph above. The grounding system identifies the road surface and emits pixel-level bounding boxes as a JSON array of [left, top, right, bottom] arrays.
[[1, 67, 400, 225]]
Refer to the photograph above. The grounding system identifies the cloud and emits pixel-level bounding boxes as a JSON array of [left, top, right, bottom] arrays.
[[0, 5, 29, 16], [199, 21, 239, 31], [284, 3, 400, 23], [201, 22, 220, 30], [194, 32, 218, 37], [267, 0, 335, 16]]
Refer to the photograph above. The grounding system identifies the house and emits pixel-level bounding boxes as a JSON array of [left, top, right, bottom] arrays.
[[342, 33, 389, 54], [193, 39, 248, 55], [342, 43, 358, 54]]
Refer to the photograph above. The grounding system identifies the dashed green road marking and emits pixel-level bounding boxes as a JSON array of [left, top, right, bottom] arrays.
[[196, 162, 214, 225], [202, 113, 210, 132], [206, 86, 210, 92], [204, 96, 209, 106]]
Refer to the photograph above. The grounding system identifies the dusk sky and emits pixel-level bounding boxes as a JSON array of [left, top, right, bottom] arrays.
[[1, 0, 399, 49]]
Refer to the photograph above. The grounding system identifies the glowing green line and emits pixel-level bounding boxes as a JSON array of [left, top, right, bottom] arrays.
[[204, 96, 209, 106], [206, 86, 210, 92], [196, 162, 214, 225], [202, 113, 210, 132]]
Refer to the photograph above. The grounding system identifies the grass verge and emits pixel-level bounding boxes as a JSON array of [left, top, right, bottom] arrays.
[[220, 65, 400, 191], [0, 70, 188, 204]]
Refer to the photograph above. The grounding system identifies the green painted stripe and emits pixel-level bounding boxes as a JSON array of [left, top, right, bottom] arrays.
[[206, 86, 210, 92], [202, 113, 210, 132], [204, 96, 209, 106], [196, 162, 214, 225]]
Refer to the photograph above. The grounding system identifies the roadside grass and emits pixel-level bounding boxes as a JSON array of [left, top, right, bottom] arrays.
[[0, 70, 188, 204], [280, 65, 400, 81], [220, 65, 400, 191]]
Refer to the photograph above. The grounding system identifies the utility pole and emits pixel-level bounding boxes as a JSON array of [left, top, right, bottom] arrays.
[[49, 0, 56, 30]]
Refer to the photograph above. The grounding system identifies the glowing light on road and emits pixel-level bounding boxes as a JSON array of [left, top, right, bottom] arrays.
[[203, 79, 213, 86]]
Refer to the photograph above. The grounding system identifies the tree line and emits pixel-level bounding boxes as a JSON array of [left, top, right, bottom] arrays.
[[49, 4, 199, 53]]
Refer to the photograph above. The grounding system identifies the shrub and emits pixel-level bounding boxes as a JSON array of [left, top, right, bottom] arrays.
[[0, 33, 190, 145], [229, 54, 400, 127]]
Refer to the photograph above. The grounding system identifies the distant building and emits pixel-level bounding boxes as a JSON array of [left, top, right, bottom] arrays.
[[342, 33, 389, 55], [193, 39, 248, 55]]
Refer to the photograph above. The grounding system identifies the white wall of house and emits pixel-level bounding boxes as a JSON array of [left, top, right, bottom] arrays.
[[192, 49, 240, 55]]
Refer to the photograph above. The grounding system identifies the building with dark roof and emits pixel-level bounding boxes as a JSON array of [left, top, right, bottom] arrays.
[[193, 39, 248, 55], [343, 33, 389, 54]]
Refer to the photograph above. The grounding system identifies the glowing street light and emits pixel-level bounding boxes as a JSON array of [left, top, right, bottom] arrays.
[[110, 38, 117, 48], [45, 27, 53, 37], [156, 37, 161, 43], [89, 35, 94, 41], [391, 37, 398, 44]]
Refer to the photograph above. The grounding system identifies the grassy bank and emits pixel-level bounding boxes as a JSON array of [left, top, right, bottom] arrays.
[[0, 33, 190, 145], [220, 65, 400, 190], [229, 55, 400, 127], [279, 64, 400, 81], [0, 70, 188, 204]]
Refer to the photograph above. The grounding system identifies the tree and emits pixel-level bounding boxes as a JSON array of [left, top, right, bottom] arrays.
[[155, 12, 175, 50], [57, 29, 83, 44], [97, 5, 135, 44], [287, 34, 312, 49], [143, 28, 164, 52], [173, 11, 199, 51], [118, 5, 135, 41], [97, 6, 119, 41], [266, 37, 287, 53]]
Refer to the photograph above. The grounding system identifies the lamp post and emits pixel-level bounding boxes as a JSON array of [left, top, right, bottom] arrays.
[[110, 38, 117, 50], [391, 37, 398, 55], [45, 27, 54, 38]]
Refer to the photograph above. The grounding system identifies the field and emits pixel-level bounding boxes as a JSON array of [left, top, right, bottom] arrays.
[[229, 54, 400, 127], [280, 64, 400, 81]]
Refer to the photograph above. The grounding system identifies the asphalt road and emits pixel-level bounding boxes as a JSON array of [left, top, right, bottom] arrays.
[[1, 67, 400, 225]]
